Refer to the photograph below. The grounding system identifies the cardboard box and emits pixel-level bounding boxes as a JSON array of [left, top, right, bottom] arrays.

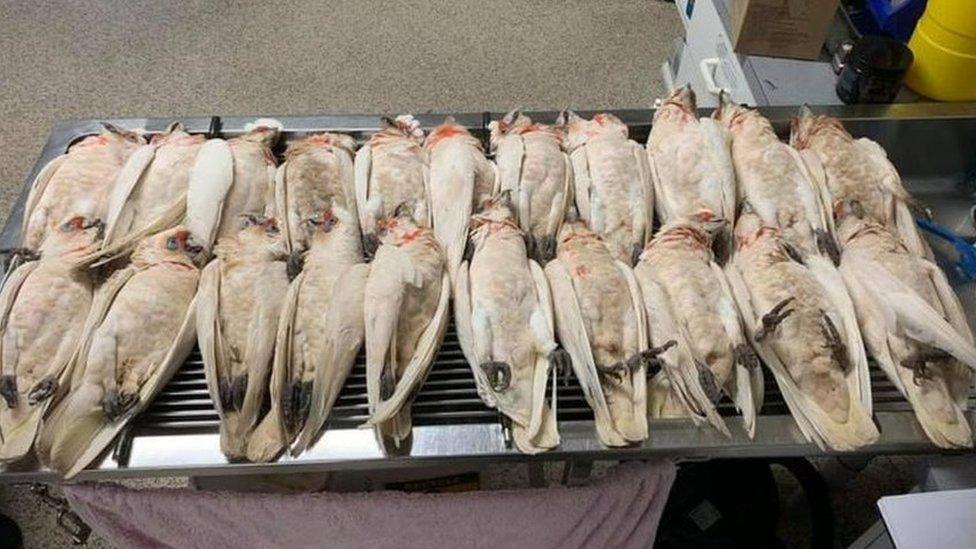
[[731, 0, 840, 60]]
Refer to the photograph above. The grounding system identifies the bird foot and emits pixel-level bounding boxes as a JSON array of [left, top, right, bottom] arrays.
[[815, 229, 840, 266], [480, 361, 512, 392], [0, 375, 18, 408], [549, 348, 572, 384], [902, 347, 950, 386], [537, 234, 557, 264], [27, 376, 58, 406], [102, 389, 139, 422], [363, 233, 380, 261], [755, 298, 795, 342], [819, 314, 849, 374], [734, 343, 760, 371], [286, 250, 305, 281]]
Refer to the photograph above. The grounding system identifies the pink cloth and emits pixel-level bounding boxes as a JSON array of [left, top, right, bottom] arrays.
[[64, 460, 675, 549]]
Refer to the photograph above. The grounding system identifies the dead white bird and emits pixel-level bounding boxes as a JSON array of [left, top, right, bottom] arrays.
[[454, 197, 564, 453], [489, 110, 572, 263], [426, 117, 498, 279], [0, 216, 102, 462], [36, 226, 204, 477], [22, 124, 143, 251], [248, 206, 368, 460], [836, 205, 976, 448], [646, 86, 736, 261], [714, 95, 835, 262], [361, 209, 450, 447], [274, 132, 359, 253], [186, 119, 282, 249], [725, 209, 878, 451], [94, 123, 206, 259], [196, 215, 290, 461], [544, 220, 648, 446], [634, 219, 760, 437], [563, 111, 653, 265], [791, 107, 931, 257], [355, 115, 429, 258]]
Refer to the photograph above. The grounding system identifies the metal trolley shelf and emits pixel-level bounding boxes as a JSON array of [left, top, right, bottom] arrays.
[[2, 103, 975, 482]]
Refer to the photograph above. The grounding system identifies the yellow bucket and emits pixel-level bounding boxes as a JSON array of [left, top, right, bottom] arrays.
[[906, 0, 976, 100]]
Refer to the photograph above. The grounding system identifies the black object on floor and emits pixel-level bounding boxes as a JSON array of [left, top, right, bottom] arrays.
[[655, 458, 834, 549], [0, 513, 24, 549]]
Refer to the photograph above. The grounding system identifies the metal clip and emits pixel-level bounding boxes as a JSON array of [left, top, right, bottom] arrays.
[[30, 483, 92, 545]]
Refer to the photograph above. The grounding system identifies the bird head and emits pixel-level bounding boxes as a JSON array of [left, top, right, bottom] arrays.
[[655, 84, 697, 122], [236, 214, 287, 256], [733, 207, 776, 251], [135, 226, 207, 268], [424, 116, 480, 152], [488, 109, 531, 149], [712, 93, 768, 136], [789, 106, 849, 150], [40, 215, 104, 258], [558, 111, 628, 151], [377, 114, 425, 145]]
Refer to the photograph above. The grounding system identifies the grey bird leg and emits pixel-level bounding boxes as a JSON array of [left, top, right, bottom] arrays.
[[902, 347, 951, 386], [286, 250, 305, 281], [820, 314, 849, 373], [549, 348, 572, 386], [379, 363, 396, 401], [285, 379, 313, 434], [755, 298, 796, 342], [601, 340, 677, 383], [0, 375, 17, 408], [27, 376, 58, 406], [102, 389, 139, 421], [734, 343, 761, 371], [363, 233, 380, 261], [462, 238, 475, 263], [815, 229, 840, 266], [479, 361, 512, 392], [537, 234, 557, 264], [524, 233, 538, 262]]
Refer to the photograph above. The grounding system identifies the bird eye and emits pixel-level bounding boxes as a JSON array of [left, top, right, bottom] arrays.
[[166, 236, 179, 250], [266, 223, 280, 234]]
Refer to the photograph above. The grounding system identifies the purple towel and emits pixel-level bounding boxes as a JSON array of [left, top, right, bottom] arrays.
[[64, 460, 675, 549]]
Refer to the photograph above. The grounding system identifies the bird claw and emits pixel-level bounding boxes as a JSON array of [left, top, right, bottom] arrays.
[[286, 250, 305, 281], [549, 348, 572, 381], [537, 235, 557, 264], [102, 389, 139, 422], [27, 376, 58, 406], [819, 314, 849, 373], [480, 361, 512, 392], [902, 347, 950, 386], [363, 233, 380, 261], [815, 229, 840, 266], [0, 375, 18, 408], [755, 298, 795, 342]]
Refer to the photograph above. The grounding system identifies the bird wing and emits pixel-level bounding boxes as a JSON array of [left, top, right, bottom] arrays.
[[515, 259, 560, 454], [631, 141, 654, 246], [101, 144, 158, 249], [20, 154, 68, 245], [195, 262, 226, 422], [699, 117, 736, 225], [636, 267, 729, 436], [429, 142, 475, 280], [354, 144, 373, 235], [616, 259, 650, 440], [806, 255, 873, 414], [496, 133, 526, 227], [365, 270, 450, 426], [185, 139, 235, 250], [570, 147, 591, 222], [710, 260, 762, 437], [64, 293, 198, 478], [854, 138, 932, 258], [545, 259, 625, 447], [273, 162, 293, 252], [453, 260, 494, 404], [335, 147, 361, 237], [292, 262, 369, 455]]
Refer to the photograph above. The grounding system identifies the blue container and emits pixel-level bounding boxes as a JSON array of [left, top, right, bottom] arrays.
[[866, 0, 928, 41]]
